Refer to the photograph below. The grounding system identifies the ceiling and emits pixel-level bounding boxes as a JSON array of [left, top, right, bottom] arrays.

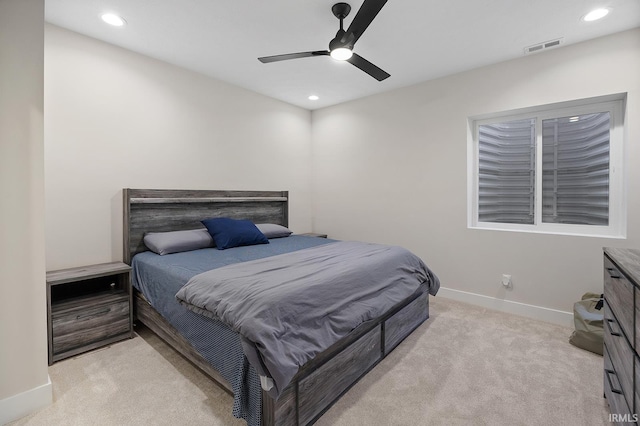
[[45, 0, 640, 110]]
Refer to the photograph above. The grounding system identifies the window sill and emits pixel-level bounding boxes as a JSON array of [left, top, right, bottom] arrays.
[[469, 223, 626, 239]]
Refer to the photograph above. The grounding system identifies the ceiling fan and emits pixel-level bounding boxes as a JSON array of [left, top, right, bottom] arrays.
[[258, 1, 390, 81]]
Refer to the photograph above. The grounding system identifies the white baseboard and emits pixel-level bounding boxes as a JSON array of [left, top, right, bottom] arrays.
[[0, 375, 52, 425], [436, 287, 574, 327]]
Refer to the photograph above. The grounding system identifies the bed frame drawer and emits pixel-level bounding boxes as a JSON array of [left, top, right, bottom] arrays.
[[604, 300, 635, 411], [52, 292, 130, 355], [297, 325, 381, 425], [384, 292, 428, 354]]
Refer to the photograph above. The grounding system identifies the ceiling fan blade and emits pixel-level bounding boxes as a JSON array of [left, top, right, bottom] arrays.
[[258, 51, 329, 63], [345, 0, 388, 45], [346, 53, 390, 81]]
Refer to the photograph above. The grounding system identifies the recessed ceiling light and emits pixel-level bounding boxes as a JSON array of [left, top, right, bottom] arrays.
[[308, 95, 319, 101], [583, 8, 609, 22], [569, 116, 580, 122], [101, 13, 126, 27]]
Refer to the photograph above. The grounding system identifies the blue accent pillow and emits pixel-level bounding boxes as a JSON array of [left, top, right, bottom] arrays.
[[201, 217, 269, 250]]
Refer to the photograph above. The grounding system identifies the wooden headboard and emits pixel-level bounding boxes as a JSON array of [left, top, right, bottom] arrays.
[[123, 189, 289, 264]]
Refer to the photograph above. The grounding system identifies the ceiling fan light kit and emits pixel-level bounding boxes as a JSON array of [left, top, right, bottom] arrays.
[[258, 0, 390, 81], [330, 47, 353, 61]]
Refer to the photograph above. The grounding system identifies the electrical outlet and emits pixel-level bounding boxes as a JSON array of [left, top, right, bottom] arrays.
[[502, 274, 512, 287]]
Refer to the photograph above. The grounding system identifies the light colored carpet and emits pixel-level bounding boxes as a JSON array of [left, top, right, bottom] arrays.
[[9, 297, 609, 425]]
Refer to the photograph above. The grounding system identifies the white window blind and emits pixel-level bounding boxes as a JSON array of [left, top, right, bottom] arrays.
[[478, 119, 535, 224], [541, 113, 610, 226], [469, 94, 625, 238]]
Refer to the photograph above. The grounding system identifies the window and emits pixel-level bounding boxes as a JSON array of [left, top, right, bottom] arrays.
[[468, 94, 625, 237]]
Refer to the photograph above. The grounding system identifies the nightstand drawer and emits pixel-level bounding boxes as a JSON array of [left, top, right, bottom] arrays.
[[52, 293, 129, 355], [604, 300, 634, 411], [604, 256, 634, 341]]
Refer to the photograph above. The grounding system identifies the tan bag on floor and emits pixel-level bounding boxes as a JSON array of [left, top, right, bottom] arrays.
[[569, 292, 604, 355]]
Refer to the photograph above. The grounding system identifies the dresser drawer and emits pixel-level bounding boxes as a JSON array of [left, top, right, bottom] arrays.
[[636, 355, 640, 420], [604, 256, 634, 341], [52, 292, 130, 355], [604, 300, 635, 411], [604, 345, 633, 424], [636, 287, 640, 353]]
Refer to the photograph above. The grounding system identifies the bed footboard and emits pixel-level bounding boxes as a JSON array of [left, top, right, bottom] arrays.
[[136, 288, 428, 426], [262, 290, 429, 426]]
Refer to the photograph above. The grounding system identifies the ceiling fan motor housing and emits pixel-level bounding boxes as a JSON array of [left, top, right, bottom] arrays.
[[330, 3, 354, 51], [330, 30, 353, 51], [331, 3, 352, 20]]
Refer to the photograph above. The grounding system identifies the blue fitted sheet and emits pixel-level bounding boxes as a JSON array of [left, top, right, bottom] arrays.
[[131, 235, 334, 426]]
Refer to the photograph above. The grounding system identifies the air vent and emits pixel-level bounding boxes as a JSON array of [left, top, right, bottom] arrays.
[[524, 38, 564, 55]]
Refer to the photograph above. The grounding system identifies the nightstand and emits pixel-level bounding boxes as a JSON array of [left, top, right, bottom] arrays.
[[46, 262, 133, 364], [299, 232, 328, 238]]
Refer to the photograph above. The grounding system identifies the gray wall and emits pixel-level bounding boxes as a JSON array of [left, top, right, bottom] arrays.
[[311, 29, 640, 322]]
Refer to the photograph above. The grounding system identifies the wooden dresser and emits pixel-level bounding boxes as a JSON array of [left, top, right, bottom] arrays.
[[603, 247, 640, 425]]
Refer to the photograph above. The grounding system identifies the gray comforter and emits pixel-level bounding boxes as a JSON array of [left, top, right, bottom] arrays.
[[176, 240, 439, 398]]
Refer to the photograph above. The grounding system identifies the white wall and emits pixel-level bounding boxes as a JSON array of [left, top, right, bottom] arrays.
[[45, 25, 313, 270], [311, 29, 640, 322], [0, 0, 51, 422], [43, 24, 640, 321]]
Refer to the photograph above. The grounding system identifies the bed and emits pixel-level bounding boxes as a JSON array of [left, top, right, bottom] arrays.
[[123, 188, 439, 426]]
